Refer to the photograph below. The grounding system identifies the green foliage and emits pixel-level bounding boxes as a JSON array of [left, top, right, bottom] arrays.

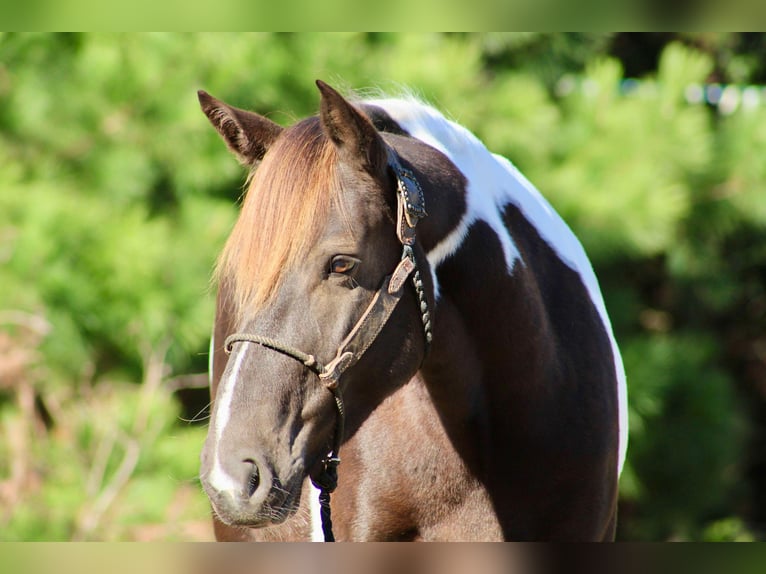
[[1, 33, 764, 541], [702, 517, 756, 542], [541, 47, 712, 261], [620, 334, 743, 540], [0, 375, 209, 540]]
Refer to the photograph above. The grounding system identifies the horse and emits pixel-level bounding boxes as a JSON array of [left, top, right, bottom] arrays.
[[197, 80, 627, 541]]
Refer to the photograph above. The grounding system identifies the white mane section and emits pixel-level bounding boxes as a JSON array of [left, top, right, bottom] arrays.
[[367, 98, 522, 299], [366, 96, 628, 476]]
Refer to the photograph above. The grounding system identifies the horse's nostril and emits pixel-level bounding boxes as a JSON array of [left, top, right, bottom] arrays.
[[248, 471, 260, 497], [244, 460, 260, 497]]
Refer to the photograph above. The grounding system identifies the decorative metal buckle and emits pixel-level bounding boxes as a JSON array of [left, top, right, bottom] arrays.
[[397, 167, 427, 228], [388, 150, 427, 229]]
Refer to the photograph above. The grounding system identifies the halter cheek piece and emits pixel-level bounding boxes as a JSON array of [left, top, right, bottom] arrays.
[[223, 150, 430, 542]]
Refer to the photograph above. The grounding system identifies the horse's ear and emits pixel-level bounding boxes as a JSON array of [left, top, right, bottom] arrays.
[[197, 90, 283, 167], [316, 80, 388, 176]]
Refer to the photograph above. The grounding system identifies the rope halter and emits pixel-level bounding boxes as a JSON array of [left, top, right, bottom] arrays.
[[223, 149, 430, 541]]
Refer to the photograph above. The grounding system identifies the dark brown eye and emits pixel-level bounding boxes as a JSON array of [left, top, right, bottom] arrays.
[[330, 256, 358, 275]]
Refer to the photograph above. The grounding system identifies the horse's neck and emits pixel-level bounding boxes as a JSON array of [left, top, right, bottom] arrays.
[[419, 220, 556, 476], [418, 296, 493, 472]]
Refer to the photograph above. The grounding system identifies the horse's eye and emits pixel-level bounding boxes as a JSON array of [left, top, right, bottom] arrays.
[[330, 256, 358, 275]]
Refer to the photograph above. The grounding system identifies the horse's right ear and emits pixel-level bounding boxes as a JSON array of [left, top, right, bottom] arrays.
[[316, 80, 388, 177], [197, 90, 283, 167]]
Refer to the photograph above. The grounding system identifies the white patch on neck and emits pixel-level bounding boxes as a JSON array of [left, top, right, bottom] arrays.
[[367, 96, 628, 476], [369, 98, 521, 301], [492, 157, 629, 476], [207, 343, 248, 493], [309, 482, 324, 541]]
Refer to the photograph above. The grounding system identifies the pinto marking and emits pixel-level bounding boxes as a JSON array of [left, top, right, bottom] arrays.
[[367, 96, 628, 475], [367, 98, 521, 297], [309, 483, 324, 542]]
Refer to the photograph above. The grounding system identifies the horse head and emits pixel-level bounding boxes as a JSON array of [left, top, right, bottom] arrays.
[[198, 81, 432, 528]]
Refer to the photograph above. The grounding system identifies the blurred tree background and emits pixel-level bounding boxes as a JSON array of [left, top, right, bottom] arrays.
[[1, 32, 765, 541]]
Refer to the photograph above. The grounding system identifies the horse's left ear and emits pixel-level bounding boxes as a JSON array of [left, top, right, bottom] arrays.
[[198, 90, 283, 167], [316, 80, 388, 177]]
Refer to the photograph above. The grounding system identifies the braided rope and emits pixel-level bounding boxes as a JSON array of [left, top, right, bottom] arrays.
[[403, 245, 433, 349], [224, 334, 324, 374]]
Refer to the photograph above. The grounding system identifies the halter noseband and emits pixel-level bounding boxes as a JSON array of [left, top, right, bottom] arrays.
[[223, 150, 430, 542]]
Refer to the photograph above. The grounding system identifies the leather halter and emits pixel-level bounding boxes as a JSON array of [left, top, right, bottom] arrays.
[[223, 149, 430, 541]]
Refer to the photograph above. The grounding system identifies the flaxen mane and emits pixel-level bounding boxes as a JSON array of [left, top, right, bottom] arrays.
[[215, 117, 341, 312]]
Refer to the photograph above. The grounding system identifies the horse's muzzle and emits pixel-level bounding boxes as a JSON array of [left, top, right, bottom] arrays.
[[201, 456, 298, 527]]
